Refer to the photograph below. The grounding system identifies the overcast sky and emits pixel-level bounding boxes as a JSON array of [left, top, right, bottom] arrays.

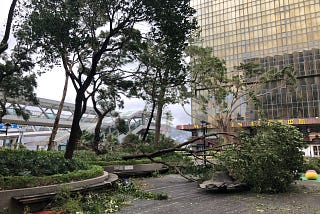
[[0, 0, 192, 126]]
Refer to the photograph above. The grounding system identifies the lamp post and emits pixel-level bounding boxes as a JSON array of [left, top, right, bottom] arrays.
[[0, 123, 11, 148], [0, 122, 11, 135], [4, 122, 11, 135], [200, 120, 210, 166]]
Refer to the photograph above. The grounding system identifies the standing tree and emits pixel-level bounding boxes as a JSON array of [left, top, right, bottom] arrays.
[[90, 30, 142, 154], [136, 29, 195, 144], [91, 87, 117, 155], [47, 72, 69, 151], [134, 0, 197, 144], [187, 46, 296, 142], [91, 76, 134, 155], [16, 0, 196, 159]]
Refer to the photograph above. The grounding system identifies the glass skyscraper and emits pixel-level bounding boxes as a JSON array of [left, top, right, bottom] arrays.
[[190, 0, 320, 129]]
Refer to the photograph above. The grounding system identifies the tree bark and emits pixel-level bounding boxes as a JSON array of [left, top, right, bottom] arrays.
[[92, 116, 103, 155], [48, 72, 68, 150], [142, 101, 155, 141], [0, 0, 17, 55], [64, 92, 84, 159], [0, 101, 7, 123], [154, 102, 163, 144], [154, 90, 165, 144], [64, 42, 102, 159]]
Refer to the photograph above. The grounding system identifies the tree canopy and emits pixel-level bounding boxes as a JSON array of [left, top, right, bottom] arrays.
[[15, 0, 196, 158], [0, 0, 38, 123]]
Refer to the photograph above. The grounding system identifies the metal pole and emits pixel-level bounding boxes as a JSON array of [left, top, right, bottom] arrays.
[[4, 123, 11, 136], [17, 128, 23, 148], [200, 120, 210, 166], [203, 124, 206, 165]]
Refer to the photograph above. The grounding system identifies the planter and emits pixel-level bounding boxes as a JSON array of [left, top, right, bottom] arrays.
[[0, 171, 118, 214], [104, 163, 168, 177]]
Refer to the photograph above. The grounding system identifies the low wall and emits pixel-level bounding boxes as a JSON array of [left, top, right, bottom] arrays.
[[0, 171, 110, 212], [104, 163, 168, 177]]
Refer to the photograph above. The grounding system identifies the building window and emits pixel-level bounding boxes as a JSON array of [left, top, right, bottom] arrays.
[[313, 145, 320, 156]]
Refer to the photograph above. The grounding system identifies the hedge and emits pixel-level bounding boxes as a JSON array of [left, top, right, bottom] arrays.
[[0, 149, 88, 176], [0, 165, 103, 190]]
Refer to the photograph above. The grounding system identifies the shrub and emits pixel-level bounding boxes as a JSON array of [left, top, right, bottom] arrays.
[[73, 150, 101, 161], [143, 132, 177, 152], [122, 133, 177, 155], [0, 149, 87, 176], [0, 165, 103, 190], [220, 122, 305, 193], [73, 150, 131, 163], [121, 134, 142, 154], [302, 157, 320, 173]]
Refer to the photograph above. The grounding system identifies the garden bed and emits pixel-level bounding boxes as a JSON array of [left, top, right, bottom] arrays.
[[0, 171, 117, 213], [0, 165, 104, 190]]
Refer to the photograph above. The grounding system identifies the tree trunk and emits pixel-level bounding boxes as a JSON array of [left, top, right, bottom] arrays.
[[92, 115, 103, 155], [218, 113, 233, 144], [142, 101, 156, 141], [0, 101, 7, 123], [154, 101, 164, 144], [0, 0, 17, 55], [48, 72, 68, 151], [64, 92, 84, 159]]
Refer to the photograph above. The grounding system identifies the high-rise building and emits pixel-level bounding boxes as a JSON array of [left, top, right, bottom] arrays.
[[186, 0, 320, 131]]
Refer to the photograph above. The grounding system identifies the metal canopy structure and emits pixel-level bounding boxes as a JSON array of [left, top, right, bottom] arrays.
[[0, 97, 146, 148], [2, 97, 100, 127]]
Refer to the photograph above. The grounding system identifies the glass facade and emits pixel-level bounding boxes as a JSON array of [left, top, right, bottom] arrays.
[[191, 0, 320, 123]]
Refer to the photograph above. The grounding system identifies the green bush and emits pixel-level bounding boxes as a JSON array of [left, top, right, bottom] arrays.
[[0, 165, 103, 190], [122, 133, 177, 155], [302, 157, 320, 173], [220, 122, 305, 193], [121, 134, 142, 154], [0, 149, 87, 176], [74, 150, 131, 162], [73, 150, 100, 161], [141, 132, 177, 153]]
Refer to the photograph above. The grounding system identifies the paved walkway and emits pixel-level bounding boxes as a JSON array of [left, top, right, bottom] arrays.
[[116, 174, 320, 214]]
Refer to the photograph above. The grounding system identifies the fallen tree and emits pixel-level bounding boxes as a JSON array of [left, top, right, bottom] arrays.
[[122, 132, 237, 160], [122, 132, 237, 182], [123, 122, 306, 193]]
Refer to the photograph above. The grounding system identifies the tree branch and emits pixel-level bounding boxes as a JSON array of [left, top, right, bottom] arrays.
[[123, 132, 237, 160], [0, 0, 17, 54]]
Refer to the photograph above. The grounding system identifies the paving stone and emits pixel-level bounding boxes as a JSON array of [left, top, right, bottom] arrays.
[[116, 174, 320, 214]]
